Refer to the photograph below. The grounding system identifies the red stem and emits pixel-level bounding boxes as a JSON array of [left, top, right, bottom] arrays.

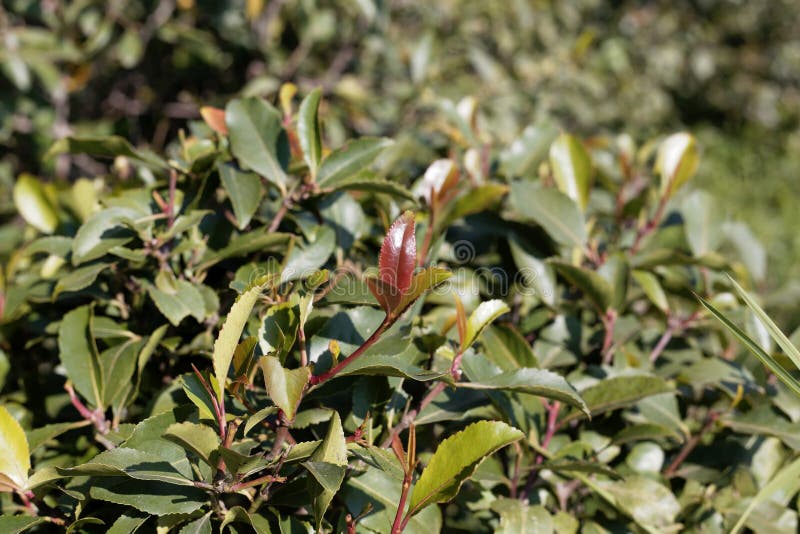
[[629, 191, 669, 255], [310, 316, 391, 386], [391, 471, 413, 534]]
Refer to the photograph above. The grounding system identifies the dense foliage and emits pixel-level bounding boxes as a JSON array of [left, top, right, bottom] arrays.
[[2, 2, 800, 533]]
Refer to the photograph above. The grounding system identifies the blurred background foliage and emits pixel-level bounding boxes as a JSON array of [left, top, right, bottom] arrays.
[[2, 0, 799, 307]]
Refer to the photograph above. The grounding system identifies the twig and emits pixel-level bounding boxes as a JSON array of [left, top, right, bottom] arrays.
[[664, 410, 718, 478], [520, 401, 561, 500], [629, 191, 669, 255], [601, 309, 617, 365]]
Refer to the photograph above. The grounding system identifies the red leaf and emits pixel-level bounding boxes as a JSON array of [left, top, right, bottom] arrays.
[[366, 277, 403, 314], [200, 106, 228, 135], [378, 211, 416, 293]]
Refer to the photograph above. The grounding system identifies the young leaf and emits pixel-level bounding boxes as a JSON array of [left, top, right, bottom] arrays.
[[200, 106, 228, 135], [407, 420, 523, 515], [315, 137, 393, 188], [549, 133, 592, 211], [0, 406, 30, 491], [213, 278, 269, 400], [297, 88, 323, 177], [379, 211, 416, 293], [421, 159, 459, 209], [393, 267, 452, 317], [656, 132, 698, 198], [260, 356, 311, 422], [226, 97, 289, 195], [461, 299, 510, 352]]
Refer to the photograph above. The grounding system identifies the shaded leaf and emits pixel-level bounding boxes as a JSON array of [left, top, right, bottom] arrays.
[[218, 162, 263, 230], [561, 375, 672, 424]]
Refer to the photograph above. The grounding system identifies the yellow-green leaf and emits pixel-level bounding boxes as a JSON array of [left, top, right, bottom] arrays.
[[0, 405, 30, 491], [549, 133, 592, 211], [13, 174, 58, 234], [408, 420, 522, 515]]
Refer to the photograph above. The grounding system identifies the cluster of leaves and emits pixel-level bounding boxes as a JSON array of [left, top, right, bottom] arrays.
[[1, 82, 799, 533], [4, 0, 800, 289]]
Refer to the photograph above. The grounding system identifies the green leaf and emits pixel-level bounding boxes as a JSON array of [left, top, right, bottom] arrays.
[[197, 229, 291, 271], [0, 406, 30, 491], [26, 420, 90, 452], [178, 512, 212, 534], [461, 299, 509, 352], [89, 478, 206, 516], [408, 420, 523, 515], [682, 190, 722, 257], [213, 278, 269, 399], [53, 262, 111, 298], [479, 324, 539, 370], [218, 162, 264, 230], [226, 97, 289, 195], [491, 498, 553, 534], [550, 260, 613, 312], [304, 412, 348, 527], [258, 302, 299, 362], [459, 367, 588, 416], [440, 183, 508, 227], [100, 338, 144, 409], [46, 136, 167, 168], [339, 354, 450, 381], [344, 468, 442, 534], [631, 270, 669, 313], [106, 510, 149, 534], [561, 375, 672, 424], [221, 506, 272, 534], [656, 132, 698, 198], [316, 137, 394, 187], [298, 88, 323, 177], [57, 447, 194, 486], [146, 279, 206, 326], [596, 252, 629, 311], [164, 422, 221, 466], [699, 295, 800, 397], [281, 226, 336, 283], [596, 476, 680, 531], [509, 182, 586, 248], [72, 207, 138, 265], [58, 305, 103, 408], [325, 171, 417, 201], [0, 516, 44, 534], [181, 373, 217, 421], [260, 356, 310, 421], [508, 236, 556, 307], [13, 174, 58, 234], [549, 133, 592, 211], [731, 455, 800, 534]]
